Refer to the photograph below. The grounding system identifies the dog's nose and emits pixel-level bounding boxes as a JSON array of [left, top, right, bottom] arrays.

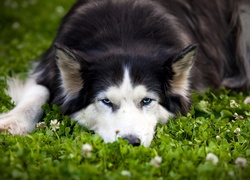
[[122, 135, 141, 146]]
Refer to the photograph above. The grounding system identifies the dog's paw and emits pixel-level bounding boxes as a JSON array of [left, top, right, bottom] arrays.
[[0, 112, 33, 135], [244, 96, 250, 104]]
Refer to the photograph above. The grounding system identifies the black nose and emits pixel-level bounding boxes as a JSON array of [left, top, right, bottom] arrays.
[[122, 135, 141, 146]]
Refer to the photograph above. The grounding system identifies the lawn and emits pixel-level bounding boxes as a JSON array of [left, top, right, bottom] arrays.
[[0, 0, 250, 179]]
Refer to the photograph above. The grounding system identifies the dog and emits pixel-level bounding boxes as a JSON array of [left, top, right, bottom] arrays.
[[0, 0, 250, 147]]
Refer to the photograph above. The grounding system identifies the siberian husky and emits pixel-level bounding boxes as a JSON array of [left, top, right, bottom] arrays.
[[1, 0, 250, 147]]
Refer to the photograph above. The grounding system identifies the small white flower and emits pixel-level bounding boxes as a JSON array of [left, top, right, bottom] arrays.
[[12, 22, 20, 29], [16, 44, 23, 49], [228, 170, 234, 176], [234, 127, 241, 136], [230, 100, 239, 107], [121, 170, 131, 177], [206, 153, 219, 165], [56, 6, 65, 14], [82, 143, 92, 152], [81, 143, 93, 157], [36, 122, 46, 128], [235, 157, 247, 167], [50, 119, 60, 131], [234, 128, 240, 134], [234, 113, 244, 120], [216, 135, 221, 140], [150, 156, 162, 168]]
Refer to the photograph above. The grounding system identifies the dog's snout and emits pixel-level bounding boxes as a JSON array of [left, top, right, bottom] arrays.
[[122, 135, 141, 146]]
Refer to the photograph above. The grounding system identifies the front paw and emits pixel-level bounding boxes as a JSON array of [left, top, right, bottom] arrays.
[[0, 112, 34, 135]]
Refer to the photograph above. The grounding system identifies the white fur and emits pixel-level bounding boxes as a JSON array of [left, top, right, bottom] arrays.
[[0, 78, 49, 135], [72, 68, 173, 147]]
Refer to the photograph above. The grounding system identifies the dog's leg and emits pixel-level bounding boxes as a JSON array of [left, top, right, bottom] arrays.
[[0, 78, 49, 135]]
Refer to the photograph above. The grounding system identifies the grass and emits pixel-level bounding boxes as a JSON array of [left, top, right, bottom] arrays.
[[0, 0, 250, 179]]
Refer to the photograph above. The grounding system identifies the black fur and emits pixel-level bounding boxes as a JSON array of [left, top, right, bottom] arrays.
[[34, 0, 250, 116]]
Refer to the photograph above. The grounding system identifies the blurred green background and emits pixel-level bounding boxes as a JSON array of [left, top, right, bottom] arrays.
[[0, 0, 74, 76]]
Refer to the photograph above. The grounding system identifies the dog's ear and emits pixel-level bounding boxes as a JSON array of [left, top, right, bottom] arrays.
[[54, 43, 83, 98], [170, 44, 197, 96]]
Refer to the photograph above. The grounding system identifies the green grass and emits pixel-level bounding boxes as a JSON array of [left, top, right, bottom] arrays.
[[0, 0, 250, 179]]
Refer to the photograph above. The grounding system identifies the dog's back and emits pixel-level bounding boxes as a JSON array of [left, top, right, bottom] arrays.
[[168, 0, 250, 92], [36, 0, 250, 95], [145, 0, 249, 91]]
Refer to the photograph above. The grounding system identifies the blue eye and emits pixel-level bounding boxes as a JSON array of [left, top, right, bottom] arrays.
[[101, 99, 113, 106], [141, 98, 153, 106]]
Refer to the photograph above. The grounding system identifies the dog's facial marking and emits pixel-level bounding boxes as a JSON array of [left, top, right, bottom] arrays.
[[72, 68, 173, 147], [99, 69, 157, 109]]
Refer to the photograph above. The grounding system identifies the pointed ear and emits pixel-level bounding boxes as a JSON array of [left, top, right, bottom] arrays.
[[54, 43, 83, 99], [170, 44, 197, 96]]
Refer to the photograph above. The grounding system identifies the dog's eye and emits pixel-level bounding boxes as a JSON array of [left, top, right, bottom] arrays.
[[141, 98, 153, 106], [101, 99, 113, 106]]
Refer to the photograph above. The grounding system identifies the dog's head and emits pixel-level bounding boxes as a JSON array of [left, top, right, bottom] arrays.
[[55, 43, 196, 147]]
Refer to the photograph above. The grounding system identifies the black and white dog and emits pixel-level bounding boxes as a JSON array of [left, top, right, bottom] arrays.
[[1, 0, 250, 147]]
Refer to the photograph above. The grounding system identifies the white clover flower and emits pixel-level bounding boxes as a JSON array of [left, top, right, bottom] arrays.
[[233, 113, 244, 120], [82, 143, 92, 152], [234, 127, 241, 136], [206, 153, 218, 165], [36, 122, 46, 128], [16, 44, 23, 49], [56, 6, 65, 14], [50, 119, 60, 131], [216, 135, 221, 140], [81, 143, 93, 157], [230, 100, 239, 107], [12, 22, 20, 29], [228, 170, 234, 176], [121, 170, 131, 177], [234, 113, 238, 117], [150, 156, 162, 168], [235, 157, 247, 167]]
